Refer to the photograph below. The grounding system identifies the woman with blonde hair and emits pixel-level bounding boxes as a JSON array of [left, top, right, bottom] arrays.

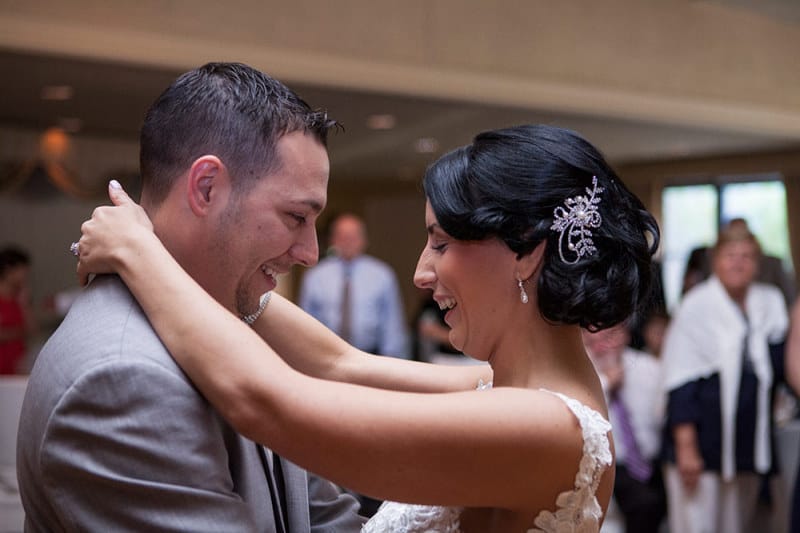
[[662, 224, 788, 533]]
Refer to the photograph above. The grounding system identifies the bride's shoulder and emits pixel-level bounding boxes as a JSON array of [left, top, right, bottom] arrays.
[[483, 387, 613, 518], [487, 387, 611, 469], [524, 389, 614, 520], [493, 387, 608, 428]]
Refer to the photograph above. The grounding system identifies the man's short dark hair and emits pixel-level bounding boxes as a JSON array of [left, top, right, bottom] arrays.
[[140, 62, 338, 205]]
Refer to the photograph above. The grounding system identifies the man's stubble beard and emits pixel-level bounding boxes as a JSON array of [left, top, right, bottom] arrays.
[[210, 199, 254, 318]]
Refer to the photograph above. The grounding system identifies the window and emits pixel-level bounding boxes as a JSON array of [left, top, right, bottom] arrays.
[[660, 174, 792, 311]]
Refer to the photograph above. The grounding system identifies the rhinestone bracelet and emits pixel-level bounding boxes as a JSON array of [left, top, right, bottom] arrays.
[[242, 292, 272, 326]]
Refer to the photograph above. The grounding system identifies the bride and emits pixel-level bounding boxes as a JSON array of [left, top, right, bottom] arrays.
[[76, 124, 659, 532]]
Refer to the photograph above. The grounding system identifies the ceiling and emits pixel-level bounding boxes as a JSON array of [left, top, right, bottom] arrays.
[[1, 48, 797, 183]]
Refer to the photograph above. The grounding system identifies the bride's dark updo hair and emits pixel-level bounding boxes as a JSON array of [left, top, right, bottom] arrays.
[[422, 124, 659, 331]]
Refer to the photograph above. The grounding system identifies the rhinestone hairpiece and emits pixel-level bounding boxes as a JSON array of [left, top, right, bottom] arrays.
[[550, 176, 604, 264]]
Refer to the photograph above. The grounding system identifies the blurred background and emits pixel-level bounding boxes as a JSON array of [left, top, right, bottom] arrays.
[[1, 1, 800, 531], [2, 0, 800, 341]]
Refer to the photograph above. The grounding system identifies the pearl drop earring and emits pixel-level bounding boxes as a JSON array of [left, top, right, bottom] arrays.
[[517, 277, 529, 304]]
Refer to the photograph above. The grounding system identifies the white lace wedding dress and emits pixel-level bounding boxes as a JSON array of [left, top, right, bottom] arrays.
[[361, 386, 612, 533]]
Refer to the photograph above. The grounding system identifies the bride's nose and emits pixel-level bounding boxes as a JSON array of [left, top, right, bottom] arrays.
[[414, 249, 435, 289]]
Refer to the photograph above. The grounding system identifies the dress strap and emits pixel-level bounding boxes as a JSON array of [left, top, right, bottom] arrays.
[[529, 389, 613, 533], [540, 389, 612, 491]]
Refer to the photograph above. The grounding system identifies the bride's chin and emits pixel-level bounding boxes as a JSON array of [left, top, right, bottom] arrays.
[[449, 333, 464, 353]]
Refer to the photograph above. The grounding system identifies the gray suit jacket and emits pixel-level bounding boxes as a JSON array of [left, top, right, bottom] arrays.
[[17, 275, 364, 532]]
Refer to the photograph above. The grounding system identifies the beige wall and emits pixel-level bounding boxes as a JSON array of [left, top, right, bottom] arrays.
[[1, 1, 799, 138]]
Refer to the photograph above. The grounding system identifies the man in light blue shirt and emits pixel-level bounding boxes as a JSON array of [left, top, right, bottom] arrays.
[[299, 213, 410, 359]]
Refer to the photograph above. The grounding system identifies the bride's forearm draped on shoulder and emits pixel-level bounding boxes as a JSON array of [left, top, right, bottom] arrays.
[[249, 292, 488, 393]]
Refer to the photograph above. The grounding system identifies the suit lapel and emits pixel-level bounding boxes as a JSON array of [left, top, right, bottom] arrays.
[[280, 456, 311, 532]]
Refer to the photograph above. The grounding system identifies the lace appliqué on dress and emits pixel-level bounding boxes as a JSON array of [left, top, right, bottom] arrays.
[[529, 390, 613, 533], [361, 502, 463, 533]]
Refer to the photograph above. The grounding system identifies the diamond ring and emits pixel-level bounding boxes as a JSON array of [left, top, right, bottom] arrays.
[[69, 242, 80, 257]]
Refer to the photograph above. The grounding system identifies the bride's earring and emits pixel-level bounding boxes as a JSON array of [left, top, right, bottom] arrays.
[[517, 277, 528, 304]]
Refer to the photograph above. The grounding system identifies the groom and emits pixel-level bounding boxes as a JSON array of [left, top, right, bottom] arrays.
[[17, 63, 365, 531]]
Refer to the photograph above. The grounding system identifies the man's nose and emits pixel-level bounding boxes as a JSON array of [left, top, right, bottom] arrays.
[[292, 228, 320, 267]]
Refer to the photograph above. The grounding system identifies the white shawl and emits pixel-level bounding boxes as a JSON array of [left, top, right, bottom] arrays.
[[662, 276, 788, 480]]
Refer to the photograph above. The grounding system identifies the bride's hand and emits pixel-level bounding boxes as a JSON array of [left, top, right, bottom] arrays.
[[77, 180, 155, 286]]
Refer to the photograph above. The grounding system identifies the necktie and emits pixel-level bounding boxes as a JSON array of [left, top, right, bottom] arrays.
[[257, 445, 288, 533], [340, 263, 352, 342], [611, 394, 652, 482], [272, 453, 289, 533]]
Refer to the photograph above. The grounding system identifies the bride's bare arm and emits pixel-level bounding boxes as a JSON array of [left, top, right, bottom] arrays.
[[76, 183, 585, 510], [251, 293, 488, 392]]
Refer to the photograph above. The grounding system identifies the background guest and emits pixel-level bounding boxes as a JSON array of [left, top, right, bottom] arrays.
[[299, 213, 409, 359], [0, 246, 35, 375], [641, 310, 670, 358], [662, 224, 788, 533], [584, 324, 667, 533]]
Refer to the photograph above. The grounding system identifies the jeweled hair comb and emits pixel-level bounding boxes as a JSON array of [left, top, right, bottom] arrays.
[[550, 176, 604, 264]]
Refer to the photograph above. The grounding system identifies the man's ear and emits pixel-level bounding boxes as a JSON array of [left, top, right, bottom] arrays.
[[516, 241, 547, 282], [186, 155, 228, 217]]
